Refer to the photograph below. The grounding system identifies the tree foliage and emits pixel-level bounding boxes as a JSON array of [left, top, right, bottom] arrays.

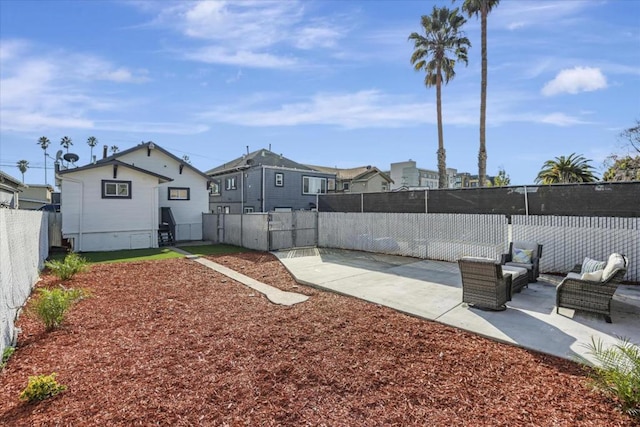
[[603, 155, 640, 182], [535, 153, 598, 184], [493, 167, 510, 186], [16, 160, 29, 183], [619, 119, 640, 153], [409, 6, 470, 188]]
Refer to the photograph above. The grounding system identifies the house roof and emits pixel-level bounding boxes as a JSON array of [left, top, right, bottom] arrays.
[[58, 160, 173, 183], [206, 149, 314, 175], [0, 170, 26, 189], [307, 165, 394, 183], [97, 141, 210, 181]]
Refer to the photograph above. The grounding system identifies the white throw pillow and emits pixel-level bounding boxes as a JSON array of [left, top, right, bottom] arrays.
[[580, 269, 604, 282], [602, 253, 626, 281]]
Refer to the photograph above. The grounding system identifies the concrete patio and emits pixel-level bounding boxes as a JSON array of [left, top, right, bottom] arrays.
[[274, 248, 640, 365]]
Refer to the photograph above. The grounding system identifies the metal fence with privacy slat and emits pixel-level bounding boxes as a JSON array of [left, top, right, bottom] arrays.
[[203, 211, 638, 283]]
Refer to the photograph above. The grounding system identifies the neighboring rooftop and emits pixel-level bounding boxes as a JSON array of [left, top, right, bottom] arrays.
[[206, 149, 314, 175]]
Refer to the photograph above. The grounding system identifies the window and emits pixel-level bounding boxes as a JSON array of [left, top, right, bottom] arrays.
[[210, 180, 220, 196], [217, 206, 223, 213], [275, 173, 284, 187], [224, 206, 230, 213], [102, 180, 131, 199], [303, 176, 326, 194], [342, 182, 350, 191], [244, 207, 255, 213], [381, 184, 388, 191], [168, 187, 190, 200], [225, 176, 237, 190]]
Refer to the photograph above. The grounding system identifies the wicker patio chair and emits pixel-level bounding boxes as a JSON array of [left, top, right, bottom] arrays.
[[501, 241, 543, 283], [458, 257, 511, 311], [556, 254, 628, 323]]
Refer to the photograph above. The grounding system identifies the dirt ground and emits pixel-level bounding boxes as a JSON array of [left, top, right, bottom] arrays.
[[1, 252, 636, 426]]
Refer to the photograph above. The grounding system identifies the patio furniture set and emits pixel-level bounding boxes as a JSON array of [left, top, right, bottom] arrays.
[[458, 241, 629, 323]]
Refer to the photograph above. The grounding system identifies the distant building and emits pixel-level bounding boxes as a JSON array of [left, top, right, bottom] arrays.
[[207, 149, 335, 213], [19, 184, 54, 210], [306, 165, 393, 193], [389, 160, 458, 190], [0, 171, 25, 208]]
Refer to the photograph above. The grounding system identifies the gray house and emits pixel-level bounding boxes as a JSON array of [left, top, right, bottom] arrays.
[[0, 171, 25, 209], [206, 149, 336, 213]]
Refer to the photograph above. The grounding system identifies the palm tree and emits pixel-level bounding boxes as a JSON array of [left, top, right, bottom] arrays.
[[459, 0, 500, 187], [60, 136, 73, 153], [110, 145, 119, 154], [535, 153, 598, 184], [37, 136, 51, 185], [409, 6, 470, 188], [16, 160, 29, 183], [87, 136, 98, 161]]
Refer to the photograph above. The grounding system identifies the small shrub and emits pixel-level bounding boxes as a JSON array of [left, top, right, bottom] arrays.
[[45, 253, 88, 281], [1, 346, 15, 369], [19, 373, 67, 402], [31, 287, 87, 331], [583, 337, 640, 418]]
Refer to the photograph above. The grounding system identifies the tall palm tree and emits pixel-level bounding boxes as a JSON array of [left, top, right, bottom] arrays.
[[87, 136, 98, 161], [37, 136, 51, 185], [16, 160, 29, 183], [409, 6, 470, 188], [535, 153, 598, 184], [60, 136, 73, 153], [459, 0, 500, 187]]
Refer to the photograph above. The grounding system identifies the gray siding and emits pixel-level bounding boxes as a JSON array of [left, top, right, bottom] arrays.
[[209, 166, 334, 213]]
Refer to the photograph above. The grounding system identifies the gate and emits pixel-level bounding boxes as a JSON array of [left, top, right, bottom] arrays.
[[269, 211, 317, 250]]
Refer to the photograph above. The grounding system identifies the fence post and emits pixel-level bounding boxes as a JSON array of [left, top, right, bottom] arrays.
[[361, 193, 364, 213], [523, 186, 529, 216], [425, 189, 428, 213]]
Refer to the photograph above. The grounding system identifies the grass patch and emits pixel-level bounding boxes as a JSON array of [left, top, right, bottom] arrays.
[[46, 245, 248, 265], [48, 248, 184, 264], [176, 244, 250, 256]]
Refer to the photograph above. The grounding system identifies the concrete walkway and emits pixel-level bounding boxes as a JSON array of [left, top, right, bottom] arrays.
[[274, 248, 640, 364], [171, 247, 309, 306]]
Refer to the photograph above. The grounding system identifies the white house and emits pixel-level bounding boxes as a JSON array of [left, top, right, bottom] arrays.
[[57, 142, 210, 252]]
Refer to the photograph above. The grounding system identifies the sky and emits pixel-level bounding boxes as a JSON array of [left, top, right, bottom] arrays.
[[1, 0, 639, 187]]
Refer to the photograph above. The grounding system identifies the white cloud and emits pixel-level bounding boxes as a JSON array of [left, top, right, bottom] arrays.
[[542, 67, 607, 96], [144, 1, 347, 68], [539, 112, 589, 126]]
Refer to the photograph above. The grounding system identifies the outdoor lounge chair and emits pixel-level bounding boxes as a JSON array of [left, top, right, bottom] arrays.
[[556, 253, 628, 323], [501, 241, 543, 283], [458, 257, 512, 311]]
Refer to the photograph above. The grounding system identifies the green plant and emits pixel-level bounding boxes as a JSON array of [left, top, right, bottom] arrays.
[[1, 346, 15, 369], [19, 373, 67, 402], [31, 287, 87, 331], [45, 253, 89, 280], [582, 337, 640, 418]]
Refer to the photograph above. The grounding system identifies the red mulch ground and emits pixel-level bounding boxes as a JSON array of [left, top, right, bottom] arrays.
[[1, 252, 636, 426]]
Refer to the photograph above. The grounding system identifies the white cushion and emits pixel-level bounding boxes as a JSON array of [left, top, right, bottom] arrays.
[[601, 253, 626, 281], [502, 265, 527, 279], [581, 257, 606, 274], [505, 261, 533, 270], [581, 269, 604, 282], [566, 272, 582, 280]]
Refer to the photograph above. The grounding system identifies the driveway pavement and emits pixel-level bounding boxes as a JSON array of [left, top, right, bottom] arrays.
[[274, 248, 640, 365]]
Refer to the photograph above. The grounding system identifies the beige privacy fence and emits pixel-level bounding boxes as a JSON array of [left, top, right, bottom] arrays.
[[0, 210, 49, 357]]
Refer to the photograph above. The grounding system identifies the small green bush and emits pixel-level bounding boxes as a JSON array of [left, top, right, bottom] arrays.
[[583, 337, 640, 418], [45, 253, 89, 281], [19, 373, 67, 402], [31, 287, 87, 331], [1, 346, 15, 369]]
